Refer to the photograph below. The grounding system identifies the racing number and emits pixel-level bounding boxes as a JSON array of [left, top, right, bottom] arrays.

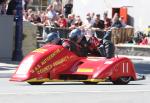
[[122, 62, 129, 73]]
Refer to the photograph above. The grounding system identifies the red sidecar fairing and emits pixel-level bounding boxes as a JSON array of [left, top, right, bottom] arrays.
[[59, 57, 137, 82], [10, 44, 138, 84], [10, 44, 82, 82]]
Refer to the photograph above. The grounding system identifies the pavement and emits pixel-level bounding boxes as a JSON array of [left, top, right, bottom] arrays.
[[0, 55, 150, 78]]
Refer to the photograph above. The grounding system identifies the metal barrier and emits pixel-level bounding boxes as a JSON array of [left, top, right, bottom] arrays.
[[39, 26, 134, 44], [43, 26, 71, 40]]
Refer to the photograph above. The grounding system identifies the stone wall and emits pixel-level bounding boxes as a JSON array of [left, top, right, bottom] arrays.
[[115, 44, 150, 57], [22, 21, 37, 56]]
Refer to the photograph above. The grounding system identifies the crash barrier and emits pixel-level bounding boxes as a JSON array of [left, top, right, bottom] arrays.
[[42, 26, 106, 39], [22, 21, 37, 56], [116, 44, 150, 56], [0, 15, 14, 59], [42, 26, 133, 43], [111, 27, 134, 44], [35, 25, 134, 47]]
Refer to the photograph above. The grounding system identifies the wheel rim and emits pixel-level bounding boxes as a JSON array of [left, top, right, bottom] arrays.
[[120, 77, 131, 83]]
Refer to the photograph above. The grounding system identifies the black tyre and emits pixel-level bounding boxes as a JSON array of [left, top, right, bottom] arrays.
[[83, 81, 98, 85], [28, 82, 44, 85], [112, 77, 131, 85]]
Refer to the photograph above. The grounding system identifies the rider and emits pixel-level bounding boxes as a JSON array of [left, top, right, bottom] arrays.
[[87, 32, 115, 58], [65, 28, 88, 57], [44, 29, 88, 57], [44, 32, 63, 45]]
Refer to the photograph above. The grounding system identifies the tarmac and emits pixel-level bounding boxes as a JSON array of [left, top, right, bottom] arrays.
[[0, 59, 18, 78], [0, 55, 150, 78]]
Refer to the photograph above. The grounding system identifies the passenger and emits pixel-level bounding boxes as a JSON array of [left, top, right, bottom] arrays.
[[87, 34, 115, 58], [87, 34, 101, 56], [98, 39, 115, 58]]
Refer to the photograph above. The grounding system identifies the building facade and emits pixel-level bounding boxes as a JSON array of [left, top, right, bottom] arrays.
[[73, 0, 150, 31]]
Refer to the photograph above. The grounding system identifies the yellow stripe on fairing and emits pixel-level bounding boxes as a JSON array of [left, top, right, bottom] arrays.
[[77, 68, 93, 72]]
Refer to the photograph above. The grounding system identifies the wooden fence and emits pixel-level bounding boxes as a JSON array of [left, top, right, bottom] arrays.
[[111, 27, 134, 44]]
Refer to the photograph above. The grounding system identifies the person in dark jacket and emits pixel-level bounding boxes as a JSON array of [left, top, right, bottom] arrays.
[[64, 0, 73, 18], [6, 0, 18, 15], [66, 28, 88, 57]]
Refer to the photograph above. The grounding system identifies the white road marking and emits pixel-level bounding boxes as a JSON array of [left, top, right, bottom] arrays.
[[0, 70, 15, 73], [0, 90, 150, 95]]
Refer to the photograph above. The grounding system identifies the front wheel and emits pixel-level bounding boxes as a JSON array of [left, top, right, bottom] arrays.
[[28, 82, 44, 85], [112, 77, 131, 85]]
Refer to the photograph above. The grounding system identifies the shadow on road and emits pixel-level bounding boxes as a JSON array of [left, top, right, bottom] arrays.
[[21, 82, 144, 86]]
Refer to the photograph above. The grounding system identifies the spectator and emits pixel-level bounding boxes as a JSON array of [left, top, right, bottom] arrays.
[[84, 14, 94, 29], [93, 14, 105, 30], [0, 0, 7, 14], [104, 13, 123, 42], [103, 12, 111, 30], [40, 13, 51, 26], [46, 4, 57, 21], [91, 12, 95, 19], [119, 16, 127, 27], [6, 0, 18, 15], [0, 0, 3, 4], [67, 14, 76, 29], [56, 14, 67, 28], [111, 13, 123, 28], [91, 14, 105, 38], [27, 13, 35, 22], [74, 15, 82, 27], [32, 14, 41, 24], [64, 0, 73, 18], [52, 0, 62, 14], [24, 0, 32, 11], [23, 10, 28, 21]]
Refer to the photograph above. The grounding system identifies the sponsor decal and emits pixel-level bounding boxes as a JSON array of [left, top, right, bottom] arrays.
[[32, 48, 48, 53], [30, 48, 64, 74], [33, 56, 71, 74], [40, 48, 63, 65]]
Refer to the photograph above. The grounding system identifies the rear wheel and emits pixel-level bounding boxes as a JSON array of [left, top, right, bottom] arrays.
[[83, 81, 98, 85], [28, 82, 44, 85], [112, 77, 131, 85]]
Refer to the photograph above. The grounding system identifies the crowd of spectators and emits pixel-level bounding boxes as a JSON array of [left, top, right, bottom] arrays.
[[0, 0, 31, 15], [0, 0, 150, 45]]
